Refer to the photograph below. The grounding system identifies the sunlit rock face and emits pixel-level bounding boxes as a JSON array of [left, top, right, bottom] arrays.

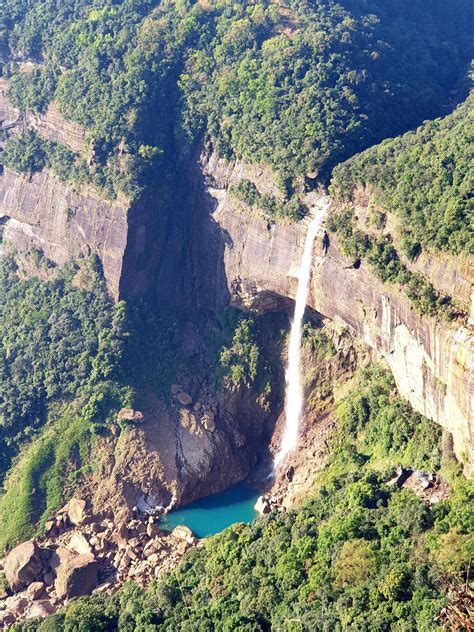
[[196, 151, 473, 472], [0, 86, 471, 473]]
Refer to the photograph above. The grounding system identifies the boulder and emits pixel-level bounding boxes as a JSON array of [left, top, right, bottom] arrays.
[[170, 384, 180, 395], [110, 523, 129, 549], [50, 547, 77, 571], [172, 525, 195, 544], [0, 611, 15, 627], [254, 496, 271, 515], [4, 540, 43, 591], [54, 554, 98, 599], [5, 594, 29, 616], [175, 391, 192, 406], [116, 408, 144, 423], [202, 411, 216, 432], [67, 498, 88, 526], [26, 581, 45, 601], [26, 600, 56, 619], [68, 532, 93, 556]]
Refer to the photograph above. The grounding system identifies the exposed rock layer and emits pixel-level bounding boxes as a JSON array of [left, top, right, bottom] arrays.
[[194, 152, 473, 470]]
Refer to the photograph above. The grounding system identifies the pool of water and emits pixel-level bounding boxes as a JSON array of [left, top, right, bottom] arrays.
[[158, 481, 260, 538]]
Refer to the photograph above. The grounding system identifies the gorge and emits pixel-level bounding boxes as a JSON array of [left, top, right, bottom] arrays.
[[0, 0, 473, 628]]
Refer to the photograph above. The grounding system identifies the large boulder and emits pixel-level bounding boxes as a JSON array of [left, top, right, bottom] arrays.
[[254, 496, 271, 515], [175, 392, 192, 406], [65, 498, 88, 526], [67, 532, 93, 556], [26, 600, 56, 619], [54, 554, 99, 599], [116, 408, 144, 423], [172, 525, 196, 544], [4, 540, 43, 591]]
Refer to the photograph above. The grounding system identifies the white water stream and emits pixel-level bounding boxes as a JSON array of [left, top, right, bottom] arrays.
[[274, 202, 329, 469]]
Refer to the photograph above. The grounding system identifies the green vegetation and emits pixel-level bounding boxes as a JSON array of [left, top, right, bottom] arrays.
[[0, 411, 93, 552], [231, 179, 306, 222], [0, 254, 127, 479], [15, 366, 473, 631], [327, 207, 459, 320], [0, 254, 133, 550], [330, 93, 474, 256], [302, 323, 335, 360], [2, 0, 473, 198], [2, 129, 89, 184], [219, 317, 259, 389]]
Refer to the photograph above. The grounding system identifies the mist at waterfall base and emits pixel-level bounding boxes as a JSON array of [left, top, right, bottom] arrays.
[[273, 204, 328, 470]]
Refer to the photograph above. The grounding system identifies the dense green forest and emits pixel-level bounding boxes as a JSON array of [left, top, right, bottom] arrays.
[[1, 0, 473, 197], [0, 254, 272, 551], [0, 254, 133, 548], [330, 92, 474, 256], [13, 366, 473, 631]]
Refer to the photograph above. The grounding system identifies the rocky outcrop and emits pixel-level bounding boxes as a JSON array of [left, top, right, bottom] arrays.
[[193, 151, 473, 471], [0, 78, 86, 152], [54, 553, 98, 599], [0, 168, 129, 298], [0, 81, 165, 300], [0, 498, 202, 625], [3, 541, 43, 592]]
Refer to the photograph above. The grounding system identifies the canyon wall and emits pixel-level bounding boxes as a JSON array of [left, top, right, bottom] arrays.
[[1, 81, 472, 472], [195, 151, 473, 471]]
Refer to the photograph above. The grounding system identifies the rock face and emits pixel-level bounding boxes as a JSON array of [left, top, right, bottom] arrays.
[[0, 83, 165, 300], [0, 78, 86, 152], [3, 541, 43, 591], [190, 151, 473, 471]]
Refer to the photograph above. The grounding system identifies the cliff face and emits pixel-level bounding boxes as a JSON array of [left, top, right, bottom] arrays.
[[193, 151, 473, 471], [0, 82, 472, 472], [0, 82, 166, 299], [0, 168, 129, 298]]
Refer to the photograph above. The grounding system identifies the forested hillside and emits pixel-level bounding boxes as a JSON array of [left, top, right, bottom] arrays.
[[12, 367, 473, 631], [331, 92, 474, 256], [1, 0, 473, 197], [0, 0, 472, 629]]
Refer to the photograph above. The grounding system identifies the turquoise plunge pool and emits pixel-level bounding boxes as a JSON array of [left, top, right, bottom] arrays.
[[158, 481, 260, 538]]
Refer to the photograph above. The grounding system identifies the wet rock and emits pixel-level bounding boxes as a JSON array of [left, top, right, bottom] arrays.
[[170, 384, 180, 395], [4, 540, 43, 591], [54, 554, 99, 599]]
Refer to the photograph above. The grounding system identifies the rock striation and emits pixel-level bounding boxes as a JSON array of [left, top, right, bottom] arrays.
[[194, 151, 473, 471]]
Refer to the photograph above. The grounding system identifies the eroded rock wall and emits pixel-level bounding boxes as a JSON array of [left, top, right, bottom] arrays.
[[197, 152, 473, 470], [0, 168, 129, 298]]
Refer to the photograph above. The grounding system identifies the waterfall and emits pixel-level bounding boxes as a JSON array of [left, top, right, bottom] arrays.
[[274, 202, 328, 469]]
